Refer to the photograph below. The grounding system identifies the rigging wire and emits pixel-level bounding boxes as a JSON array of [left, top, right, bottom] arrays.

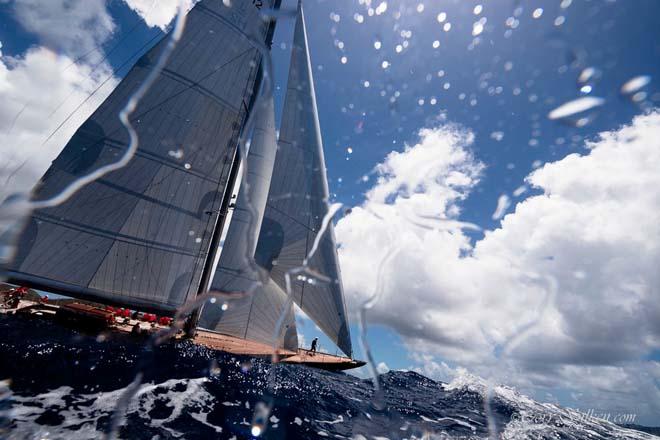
[[60, 17, 148, 72], [47, 18, 158, 119], [40, 32, 162, 147]]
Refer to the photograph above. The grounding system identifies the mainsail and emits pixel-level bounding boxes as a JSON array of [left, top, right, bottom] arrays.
[[6, 0, 277, 313]]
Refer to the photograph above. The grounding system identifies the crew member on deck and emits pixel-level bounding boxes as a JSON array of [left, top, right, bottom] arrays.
[[310, 337, 318, 355], [131, 322, 142, 336]]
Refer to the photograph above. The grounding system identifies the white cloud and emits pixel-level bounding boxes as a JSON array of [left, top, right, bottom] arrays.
[[0, 43, 117, 201], [11, 0, 115, 58], [336, 112, 660, 423], [409, 352, 457, 383], [122, 0, 195, 30]]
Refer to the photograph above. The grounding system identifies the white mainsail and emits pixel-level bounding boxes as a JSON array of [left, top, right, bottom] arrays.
[[6, 0, 276, 313]]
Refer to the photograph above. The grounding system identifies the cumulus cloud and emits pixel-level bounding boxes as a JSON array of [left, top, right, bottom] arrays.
[[0, 0, 119, 201], [11, 0, 115, 58], [122, 0, 196, 30], [336, 113, 660, 422], [0, 43, 117, 201]]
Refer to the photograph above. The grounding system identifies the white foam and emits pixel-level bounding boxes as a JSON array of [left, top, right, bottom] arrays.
[[316, 414, 344, 425], [9, 377, 222, 439]]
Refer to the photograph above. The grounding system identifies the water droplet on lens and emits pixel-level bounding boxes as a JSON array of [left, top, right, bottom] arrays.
[[209, 359, 221, 376], [548, 96, 605, 121], [631, 91, 647, 102], [472, 22, 484, 36], [490, 131, 504, 141], [620, 75, 651, 95], [168, 149, 184, 159]]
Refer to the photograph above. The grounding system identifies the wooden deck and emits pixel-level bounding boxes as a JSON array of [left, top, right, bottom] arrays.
[[192, 330, 365, 370], [282, 349, 365, 370], [193, 330, 296, 356], [1, 300, 365, 371]]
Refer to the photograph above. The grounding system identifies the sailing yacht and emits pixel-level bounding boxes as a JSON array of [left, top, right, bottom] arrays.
[[2, 0, 363, 370]]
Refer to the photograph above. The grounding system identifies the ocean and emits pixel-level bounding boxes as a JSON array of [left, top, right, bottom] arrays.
[[0, 314, 657, 440]]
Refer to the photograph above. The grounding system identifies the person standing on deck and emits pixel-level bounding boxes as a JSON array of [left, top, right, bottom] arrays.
[[310, 337, 318, 355]]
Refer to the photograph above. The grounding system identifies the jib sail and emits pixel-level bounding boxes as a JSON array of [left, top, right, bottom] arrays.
[[256, 2, 352, 357]]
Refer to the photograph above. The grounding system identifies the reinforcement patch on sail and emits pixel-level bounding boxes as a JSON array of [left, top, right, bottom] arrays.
[[255, 5, 353, 357], [7, 0, 274, 313]]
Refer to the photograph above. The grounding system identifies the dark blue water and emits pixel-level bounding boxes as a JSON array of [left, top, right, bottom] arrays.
[[0, 314, 656, 439]]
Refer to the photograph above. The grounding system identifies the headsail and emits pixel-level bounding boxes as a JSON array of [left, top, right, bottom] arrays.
[[198, 93, 298, 351], [6, 0, 276, 313], [255, 2, 353, 357]]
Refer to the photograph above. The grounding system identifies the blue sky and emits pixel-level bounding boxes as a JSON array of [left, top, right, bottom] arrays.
[[269, 0, 660, 424], [1, 0, 659, 427]]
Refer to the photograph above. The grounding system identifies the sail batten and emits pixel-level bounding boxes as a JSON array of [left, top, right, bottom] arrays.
[[6, 0, 276, 313]]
